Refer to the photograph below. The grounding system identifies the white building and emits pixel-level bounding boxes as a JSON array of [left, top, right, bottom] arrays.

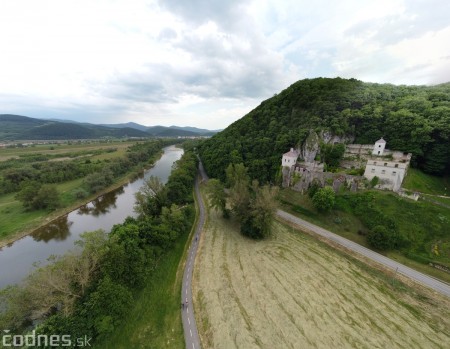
[[364, 159, 409, 191], [372, 137, 386, 155], [282, 148, 299, 168], [364, 138, 411, 192]]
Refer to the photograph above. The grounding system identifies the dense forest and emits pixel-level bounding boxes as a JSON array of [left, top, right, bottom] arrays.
[[199, 78, 450, 183]]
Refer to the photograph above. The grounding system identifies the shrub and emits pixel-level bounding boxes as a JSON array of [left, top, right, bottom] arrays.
[[312, 186, 335, 212], [367, 225, 393, 250]]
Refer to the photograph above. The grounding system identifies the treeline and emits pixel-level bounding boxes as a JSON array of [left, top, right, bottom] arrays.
[[0, 150, 198, 347], [199, 78, 450, 183]]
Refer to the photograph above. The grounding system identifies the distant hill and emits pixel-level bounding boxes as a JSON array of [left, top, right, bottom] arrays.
[[0, 114, 217, 140], [104, 123, 219, 137], [106, 123, 219, 136], [99, 122, 149, 132], [199, 78, 450, 182]]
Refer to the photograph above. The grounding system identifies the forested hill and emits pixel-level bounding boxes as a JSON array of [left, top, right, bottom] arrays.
[[199, 78, 450, 183]]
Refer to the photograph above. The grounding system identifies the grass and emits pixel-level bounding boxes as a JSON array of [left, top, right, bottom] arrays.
[[0, 193, 47, 239], [278, 189, 368, 246], [403, 168, 450, 196], [278, 188, 450, 284], [0, 140, 139, 160]]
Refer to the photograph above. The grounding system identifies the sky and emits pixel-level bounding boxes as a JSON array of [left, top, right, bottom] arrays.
[[0, 0, 449, 129]]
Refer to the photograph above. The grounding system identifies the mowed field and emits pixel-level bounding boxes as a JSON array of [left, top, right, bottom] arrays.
[[193, 196, 450, 348]]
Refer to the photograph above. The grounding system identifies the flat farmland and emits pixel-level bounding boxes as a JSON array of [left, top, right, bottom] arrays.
[[0, 141, 136, 162], [193, 198, 450, 348]]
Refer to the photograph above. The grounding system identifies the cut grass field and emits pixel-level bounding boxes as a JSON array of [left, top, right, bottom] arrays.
[[193, 189, 450, 349]]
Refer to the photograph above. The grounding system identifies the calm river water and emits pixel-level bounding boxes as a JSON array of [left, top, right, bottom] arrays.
[[0, 145, 183, 289]]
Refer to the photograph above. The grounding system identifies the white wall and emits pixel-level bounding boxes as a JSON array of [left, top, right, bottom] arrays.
[[364, 159, 407, 191]]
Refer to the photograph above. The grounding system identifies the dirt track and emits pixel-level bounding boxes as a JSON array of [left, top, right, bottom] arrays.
[[193, 205, 450, 349]]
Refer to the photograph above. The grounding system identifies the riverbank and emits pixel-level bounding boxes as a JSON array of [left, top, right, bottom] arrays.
[[0, 150, 163, 249]]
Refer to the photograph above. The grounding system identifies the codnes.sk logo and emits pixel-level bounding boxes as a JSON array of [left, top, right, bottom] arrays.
[[2, 330, 91, 347]]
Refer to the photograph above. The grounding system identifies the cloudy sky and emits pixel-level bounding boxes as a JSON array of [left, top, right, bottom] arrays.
[[0, 0, 449, 129]]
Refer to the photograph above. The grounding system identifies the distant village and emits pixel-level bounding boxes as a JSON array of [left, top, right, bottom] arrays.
[[282, 131, 414, 198]]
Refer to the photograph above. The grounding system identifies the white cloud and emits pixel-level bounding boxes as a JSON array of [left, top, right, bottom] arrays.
[[0, 0, 448, 128]]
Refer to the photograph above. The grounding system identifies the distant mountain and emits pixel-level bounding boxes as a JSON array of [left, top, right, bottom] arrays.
[[0, 114, 218, 140], [153, 128, 199, 137], [103, 123, 219, 137], [99, 122, 149, 132], [0, 115, 149, 140]]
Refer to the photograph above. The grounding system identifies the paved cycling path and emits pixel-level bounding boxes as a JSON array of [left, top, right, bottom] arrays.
[[181, 161, 208, 349], [277, 209, 450, 298]]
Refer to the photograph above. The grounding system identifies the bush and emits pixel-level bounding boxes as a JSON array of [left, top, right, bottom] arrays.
[[367, 225, 394, 250], [312, 186, 335, 211]]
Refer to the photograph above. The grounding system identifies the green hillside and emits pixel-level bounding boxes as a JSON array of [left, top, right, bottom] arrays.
[[0, 114, 47, 139], [199, 78, 450, 182]]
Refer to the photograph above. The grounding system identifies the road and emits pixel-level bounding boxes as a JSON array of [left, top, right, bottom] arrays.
[[181, 161, 208, 349], [276, 209, 450, 298]]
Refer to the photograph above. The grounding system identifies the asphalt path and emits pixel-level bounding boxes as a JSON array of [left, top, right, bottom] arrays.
[[181, 161, 208, 349], [277, 209, 450, 298]]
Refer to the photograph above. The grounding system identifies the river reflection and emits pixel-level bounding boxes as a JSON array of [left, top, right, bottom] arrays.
[[76, 187, 124, 217], [0, 145, 184, 289], [32, 215, 72, 243]]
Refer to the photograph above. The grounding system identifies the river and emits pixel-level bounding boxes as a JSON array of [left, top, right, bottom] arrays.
[[0, 145, 184, 289]]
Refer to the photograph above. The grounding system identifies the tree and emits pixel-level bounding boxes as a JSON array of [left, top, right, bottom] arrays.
[[228, 178, 251, 222], [225, 163, 249, 188], [206, 179, 228, 217], [226, 164, 279, 239], [321, 143, 345, 170], [15, 181, 40, 209], [312, 186, 335, 211], [84, 168, 114, 194], [227, 163, 251, 221], [367, 225, 393, 250], [33, 184, 60, 210], [308, 180, 321, 198], [24, 230, 108, 319], [134, 176, 168, 217], [15, 182, 60, 210], [250, 184, 279, 238]]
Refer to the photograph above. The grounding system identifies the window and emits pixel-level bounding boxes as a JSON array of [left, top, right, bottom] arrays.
[[378, 151, 380, 155], [381, 170, 385, 174], [371, 169, 375, 173], [373, 161, 377, 165], [392, 171, 396, 176], [395, 164, 398, 168], [384, 163, 387, 166], [379, 145, 381, 148]]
